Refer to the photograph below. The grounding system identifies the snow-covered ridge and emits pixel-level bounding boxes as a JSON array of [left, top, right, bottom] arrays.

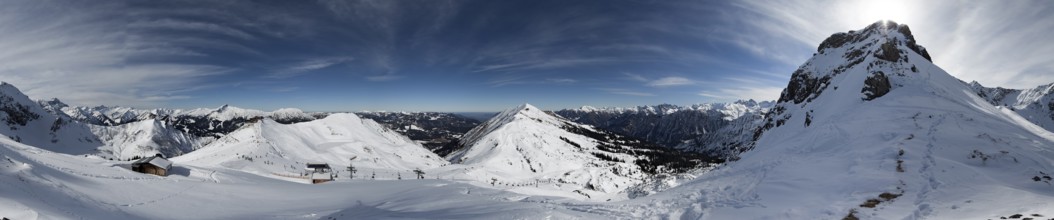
[[174, 113, 446, 174], [0, 82, 100, 155], [63, 104, 323, 126], [556, 100, 773, 158], [969, 81, 1054, 132], [625, 20, 1054, 218], [457, 103, 561, 148], [449, 103, 718, 200], [566, 100, 774, 120]]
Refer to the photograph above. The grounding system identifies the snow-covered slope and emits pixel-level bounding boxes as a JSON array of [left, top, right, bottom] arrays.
[[0, 130, 599, 219], [0, 82, 100, 154], [89, 119, 203, 160], [60, 104, 330, 159], [970, 81, 1054, 132], [447, 103, 717, 200], [608, 21, 1054, 219], [174, 113, 446, 176], [61, 105, 177, 126]]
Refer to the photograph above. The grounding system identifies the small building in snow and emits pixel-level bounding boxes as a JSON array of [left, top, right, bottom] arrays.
[[132, 154, 173, 176], [306, 163, 333, 184]]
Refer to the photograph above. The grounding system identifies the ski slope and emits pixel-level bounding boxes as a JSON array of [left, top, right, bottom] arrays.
[[173, 113, 447, 178], [0, 136, 601, 219]]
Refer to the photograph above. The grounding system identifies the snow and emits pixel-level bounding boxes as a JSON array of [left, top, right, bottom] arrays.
[[90, 119, 201, 160], [567, 100, 774, 121], [3, 21, 1054, 219], [970, 81, 1054, 133], [581, 21, 1054, 219], [0, 82, 100, 155], [0, 137, 601, 219], [173, 113, 447, 175], [446, 103, 673, 201]]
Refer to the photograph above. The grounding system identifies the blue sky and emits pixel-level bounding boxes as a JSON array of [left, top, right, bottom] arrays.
[[1, 0, 1053, 112]]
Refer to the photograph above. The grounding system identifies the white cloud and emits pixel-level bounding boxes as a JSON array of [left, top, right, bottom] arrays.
[[646, 77, 696, 87], [598, 88, 655, 97], [546, 78, 577, 84], [0, 1, 232, 108], [128, 19, 256, 40], [622, 72, 648, 82], [269, 57, 355, 79], [725, 0, 1054, 89], [366, 74, 404, 82]]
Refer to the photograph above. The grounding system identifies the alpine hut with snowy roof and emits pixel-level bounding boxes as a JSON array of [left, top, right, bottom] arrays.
[[131, 154, 173, 176], [306, 163, 333, 184]]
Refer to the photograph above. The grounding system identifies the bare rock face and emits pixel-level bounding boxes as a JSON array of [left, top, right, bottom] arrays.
[[818, 21, 931, 62], [896, 24, 932, 62], [876, 41, 901, 62], [756, 20, 932, 146], [862, 71, 891, 100], [779, 69, 833, 104]]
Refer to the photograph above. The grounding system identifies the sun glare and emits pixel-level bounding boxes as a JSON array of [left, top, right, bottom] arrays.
[[858, 0, 910, 24]]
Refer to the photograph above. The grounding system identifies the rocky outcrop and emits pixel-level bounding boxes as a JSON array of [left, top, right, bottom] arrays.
[[779, 69, 833, 104], [862, 71, 892, 100]]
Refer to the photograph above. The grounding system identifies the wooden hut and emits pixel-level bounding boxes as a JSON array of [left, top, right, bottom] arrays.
[[131, 154, 173, 176], [306, 163, 333, 184]]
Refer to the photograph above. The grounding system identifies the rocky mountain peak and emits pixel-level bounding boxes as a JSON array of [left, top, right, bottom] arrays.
[[817, 20, 931, 62]]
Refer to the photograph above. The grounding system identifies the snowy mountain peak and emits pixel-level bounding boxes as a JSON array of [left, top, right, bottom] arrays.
[[705, 21, 1054, 218], [459, 103, 561, 148], [773, 20, 942, 110], [578, 105, 599, 112], [0, 82, 28, 99], [0, 81, 100, 154], [450, 103, 716, 197], [818, 20, 931, 62], [509, 103, 544, 116]]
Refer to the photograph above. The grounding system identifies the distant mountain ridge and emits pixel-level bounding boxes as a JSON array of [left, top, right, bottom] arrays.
[[969, 81, 1054, 132], [0, 82, 100, 155], [555, 100, 773, 159], [356, 112, 481, 156], [449, 103, 719, 197]]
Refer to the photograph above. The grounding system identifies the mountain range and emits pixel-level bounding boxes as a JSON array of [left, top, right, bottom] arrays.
[[2, 21, 1054, 219]]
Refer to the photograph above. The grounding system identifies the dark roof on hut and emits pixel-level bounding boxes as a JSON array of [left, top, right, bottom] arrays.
[[306, 163, 331, 169]]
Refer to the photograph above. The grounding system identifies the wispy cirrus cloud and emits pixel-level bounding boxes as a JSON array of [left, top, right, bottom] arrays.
[[269, 57, 355, 79], [366, 74, 405, 82], [646, 77, 697, 87], [485, 75, 578, 87], [546, 78, 577, 84], [597, 88, 656, 97], [0, 1, 235, 107], [622, 73, 649, 82], [724, 0, 1054, 89], [128, 19, 257, 40]]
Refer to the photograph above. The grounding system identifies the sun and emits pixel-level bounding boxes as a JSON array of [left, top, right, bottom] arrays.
[[858, 0, 911, 24]]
